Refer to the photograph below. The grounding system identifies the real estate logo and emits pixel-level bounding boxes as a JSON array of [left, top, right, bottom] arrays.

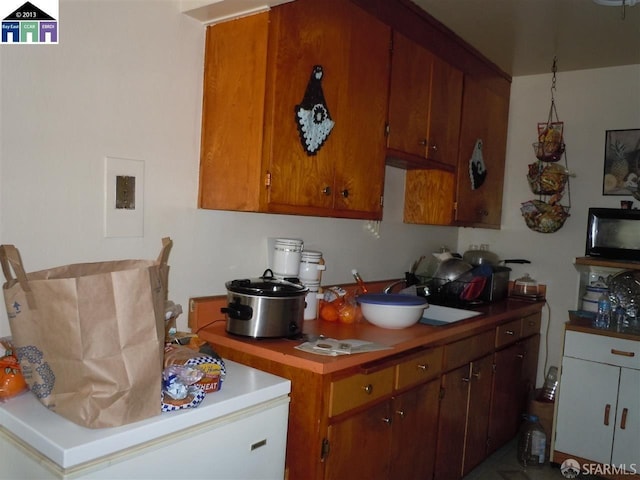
[[1, 0, 58, 44]]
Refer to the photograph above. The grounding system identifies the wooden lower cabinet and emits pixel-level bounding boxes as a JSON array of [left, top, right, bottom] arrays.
[[435, 354, 493, 479], [487, 334, 540, 454], [199, 305, 543, 480], [325, 378, 440, 480]]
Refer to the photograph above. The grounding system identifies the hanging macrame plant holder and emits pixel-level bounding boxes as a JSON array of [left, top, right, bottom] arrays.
[[521, 57, 573, 234]]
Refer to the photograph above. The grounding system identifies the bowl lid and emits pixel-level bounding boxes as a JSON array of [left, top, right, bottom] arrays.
[[357, 293, 428, 306]]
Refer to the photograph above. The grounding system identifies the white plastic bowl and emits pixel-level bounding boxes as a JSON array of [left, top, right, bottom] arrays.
[[358, 294, 428, 329]]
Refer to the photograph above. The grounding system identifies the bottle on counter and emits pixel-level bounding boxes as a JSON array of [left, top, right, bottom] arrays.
[[538, 366, 558, 402], [594, 291, 611, 329], [517, 414, 547, 468]]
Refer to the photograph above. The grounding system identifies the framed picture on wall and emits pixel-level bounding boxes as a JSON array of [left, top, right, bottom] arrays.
[[603, 128, 640, 196]]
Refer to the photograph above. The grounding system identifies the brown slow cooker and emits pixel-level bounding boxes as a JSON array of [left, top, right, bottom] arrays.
[[222, 269, 308, 338]]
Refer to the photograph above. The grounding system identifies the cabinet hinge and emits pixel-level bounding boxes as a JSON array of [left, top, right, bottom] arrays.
[[189, 298, 195, 313], [265, 171, 271, 188], [320, 438, 330, 462], [385, 123, 390, 137], [439, 386, 445, 400], [492, 363, 497, 373], [380, 195, 384, 207], [453, 201, 458, 212]]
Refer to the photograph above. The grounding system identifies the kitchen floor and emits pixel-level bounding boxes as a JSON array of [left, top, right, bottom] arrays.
[[464, 439, 604, 480]]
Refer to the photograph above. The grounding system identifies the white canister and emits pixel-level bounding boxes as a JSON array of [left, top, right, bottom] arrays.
[[303, 281, 322, 320], [299, 250, 326, 282], [272, 238, 303, 277]]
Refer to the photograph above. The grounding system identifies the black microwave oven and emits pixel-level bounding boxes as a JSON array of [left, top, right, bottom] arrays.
[[586, 208, 640, 261]]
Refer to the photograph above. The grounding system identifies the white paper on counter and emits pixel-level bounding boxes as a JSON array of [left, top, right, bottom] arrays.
[[295, 338, 392, 356]]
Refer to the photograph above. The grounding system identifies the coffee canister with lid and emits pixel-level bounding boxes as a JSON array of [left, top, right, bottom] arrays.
[[272, 238, 304, 277], [299, 250, 325, 282]]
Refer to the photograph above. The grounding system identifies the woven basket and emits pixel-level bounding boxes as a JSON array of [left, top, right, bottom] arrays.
[[527, 162, 569, 195], [521, 200, 570, 233]]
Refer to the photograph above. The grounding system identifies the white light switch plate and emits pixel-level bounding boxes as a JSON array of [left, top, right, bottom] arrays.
[[104, 157, 144, 237]]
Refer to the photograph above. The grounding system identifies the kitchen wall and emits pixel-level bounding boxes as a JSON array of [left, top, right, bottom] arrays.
[[0, 0, 456, 338], [461, 64, 640, 380], [1, 1, 638, 389]]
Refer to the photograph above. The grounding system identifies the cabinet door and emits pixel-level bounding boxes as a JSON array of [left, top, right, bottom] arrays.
[[611, 367, 640, 467], [391, 379, 440, 480], [463, 354, 494, 476], [429, 56, 463, 167], [435, 363, 469, 480], [403, 169, 456, 225], [325, 400, 392, 480], [555, 356, 619, 465], [332, 4, 390, 217], [455, 76, 509, 228], [387, 31, 433, 158], [199, 14, 269, 211], [488, 342, 524, 454], [266, 0, 389, 218]]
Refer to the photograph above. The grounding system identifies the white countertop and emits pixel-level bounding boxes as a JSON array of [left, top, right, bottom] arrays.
[[0, 360, 290, 469]]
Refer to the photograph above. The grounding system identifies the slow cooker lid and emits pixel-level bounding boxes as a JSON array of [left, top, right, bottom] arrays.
[[226, 270, 308, 297]]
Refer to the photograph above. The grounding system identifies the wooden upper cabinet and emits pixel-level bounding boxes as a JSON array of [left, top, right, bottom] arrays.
[[387, 31, 463, 169], [198, 0, 391, 220], [454, 75, 510, 228]]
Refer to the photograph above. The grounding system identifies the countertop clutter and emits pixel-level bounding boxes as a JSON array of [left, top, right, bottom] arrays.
[[194, 292, 545, 480], [0, 360, 291, 480]]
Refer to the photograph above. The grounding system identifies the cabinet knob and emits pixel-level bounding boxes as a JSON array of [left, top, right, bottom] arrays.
[[417, 364, 429, 371], [418, 139, 428, 146], [341, 189, 349, 198], [322, 186, 332, 196], [395, 410, 405, 418], [462, 376, 471, 383], [363, 384, 373, 395], [382, 417, 392, 424], [478, 209, 489, 217], [430, 144, 438, 152], [505, 330, 515, 336]]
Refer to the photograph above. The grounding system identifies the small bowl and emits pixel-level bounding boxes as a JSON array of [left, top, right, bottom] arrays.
[[357, 294, 428, 329]]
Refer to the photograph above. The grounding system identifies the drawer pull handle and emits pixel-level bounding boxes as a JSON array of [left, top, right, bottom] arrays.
[[472, 370, 480, 379], [604, 404, 611, 426], [505, 330, 515, 336], [363, 384, 373, 395], [462, 376, 471, 383], [516, 354, 524, 359], [417, 364, 429, 371], [611, 349, 635, 357], [382, 416, 392, 424], [396, 409, 405, 418], [251, 439, 267, 451], [620, 408, 628, 429]]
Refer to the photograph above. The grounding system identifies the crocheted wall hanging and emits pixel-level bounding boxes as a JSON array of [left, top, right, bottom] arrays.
[[295, 65, 335, 156]]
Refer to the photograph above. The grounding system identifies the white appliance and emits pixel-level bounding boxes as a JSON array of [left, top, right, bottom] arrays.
[[0, 360, 290, 479]]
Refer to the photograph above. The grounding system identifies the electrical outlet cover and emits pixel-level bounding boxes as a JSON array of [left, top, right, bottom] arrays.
[[104, 156, 144, 237]]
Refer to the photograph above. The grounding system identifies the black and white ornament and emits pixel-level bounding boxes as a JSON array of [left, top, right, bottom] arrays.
[[295, 65, 335, 156]]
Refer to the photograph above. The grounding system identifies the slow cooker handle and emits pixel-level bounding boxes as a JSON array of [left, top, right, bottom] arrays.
[[221, 303, 253, 320]]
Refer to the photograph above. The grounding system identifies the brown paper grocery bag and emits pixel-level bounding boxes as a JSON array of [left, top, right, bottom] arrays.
[[0, 238, 172, 428]]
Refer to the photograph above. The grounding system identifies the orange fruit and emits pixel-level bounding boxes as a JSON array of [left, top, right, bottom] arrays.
[[320, 302, 339, 322], [338, 304, 357, 324]]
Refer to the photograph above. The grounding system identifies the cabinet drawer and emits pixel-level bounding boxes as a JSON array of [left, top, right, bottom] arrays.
[[564, 331, 640, 369], [444, 330, 494, 371], [521, 312, 541, 338], [329, 367, 394, 417], [395, 347, 443, 390], [495, 318, 522, 348]]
